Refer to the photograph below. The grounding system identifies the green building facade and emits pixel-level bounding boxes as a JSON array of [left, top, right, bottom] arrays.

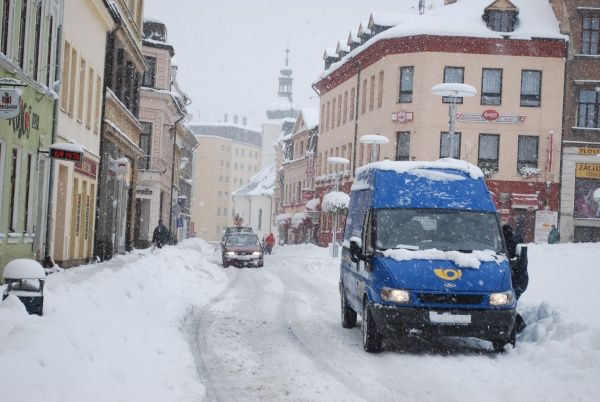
[[1, 0, 63, 276]]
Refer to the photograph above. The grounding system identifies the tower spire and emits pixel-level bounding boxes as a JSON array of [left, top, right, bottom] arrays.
[[278, 47, 293, 102]]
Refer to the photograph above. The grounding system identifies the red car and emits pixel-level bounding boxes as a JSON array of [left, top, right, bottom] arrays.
[[222, 233, 264, 268]]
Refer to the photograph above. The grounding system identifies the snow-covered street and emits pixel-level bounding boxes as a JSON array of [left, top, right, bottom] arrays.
[[1, 239, 599, 401]]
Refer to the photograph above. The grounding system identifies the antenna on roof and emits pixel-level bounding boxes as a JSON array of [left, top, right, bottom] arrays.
[[418, 0, 426, 15]]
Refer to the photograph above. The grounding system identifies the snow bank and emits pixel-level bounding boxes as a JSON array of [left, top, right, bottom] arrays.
[[0, 239, 227, 402]]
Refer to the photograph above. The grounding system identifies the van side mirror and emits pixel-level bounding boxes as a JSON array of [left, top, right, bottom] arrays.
[[349, 238, 362, 263]]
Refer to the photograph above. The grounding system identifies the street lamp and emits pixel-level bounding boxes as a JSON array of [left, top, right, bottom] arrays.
[[431, 83, 477, 159], [359, 134, 389, 163], [326, 156, 350, 257]]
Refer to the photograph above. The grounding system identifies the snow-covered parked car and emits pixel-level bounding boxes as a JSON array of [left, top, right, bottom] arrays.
[[222, 233, 264, 268]]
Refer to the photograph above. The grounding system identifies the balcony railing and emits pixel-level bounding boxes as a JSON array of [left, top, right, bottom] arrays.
[[138, 156, 168, 174]]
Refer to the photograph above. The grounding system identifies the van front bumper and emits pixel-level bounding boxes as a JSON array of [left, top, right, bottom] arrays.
[[370, 304, 516, 340]]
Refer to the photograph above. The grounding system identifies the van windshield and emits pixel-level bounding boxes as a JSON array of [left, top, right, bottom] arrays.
[[374, 209, 504, 254]]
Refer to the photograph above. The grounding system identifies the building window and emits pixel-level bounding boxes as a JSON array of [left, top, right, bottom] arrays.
[[343, 91, 348, 123], [32, 1, 42, 80], [517, 136, 539, 170], [94, 74, 102, 133], [361, 78, 367, 114], [520, 70, 541, 107], [86, 67, 94, 128], [377, 70, 384, 108], [578, 89, 600, 128], [77, 58, 86, 122], [478, 134, 499, 172], [217, 207, 221, 217], [143, 56, 156, 87], [443, 67, 464, 104], [17, 0, 27, 68], [68, 47, 77, 116], [45, 16, 53, 86], [325, 101, 330, 131], [138, 122, 152, 169], [337, 94, 342, 126], [1, 0, 10, 54], [331, 97, 336, 128], [486, 11, 515, 32], [349, 87, 356, 120], [369, 75, 375, 111], [481, 68, 502, 106], [395, 132, 410, 161], [258, 209, 262, 230], [320, 104, 325, 130], [8, 148, 19, 232], [440, 132, 461, 159], [60, 41, 71, 110], [23, 154, 32, 231], [398, 66, 414, 103], [582, 16, 599, 55]]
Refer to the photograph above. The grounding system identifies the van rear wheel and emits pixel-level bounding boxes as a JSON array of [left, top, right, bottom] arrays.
[[340, 289, 357, 328], [362, 301, 382, 353]]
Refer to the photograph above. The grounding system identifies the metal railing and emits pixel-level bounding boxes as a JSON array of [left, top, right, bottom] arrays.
[[137, 156, 168, 174]]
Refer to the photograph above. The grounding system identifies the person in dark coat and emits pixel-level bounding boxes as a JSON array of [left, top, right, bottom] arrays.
[[502, 224, 528, 334], [152, 220, 169, 249]]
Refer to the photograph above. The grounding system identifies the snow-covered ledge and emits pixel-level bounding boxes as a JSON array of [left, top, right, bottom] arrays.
[[23, 233, 35, 243], [7, 232, 22, 244]]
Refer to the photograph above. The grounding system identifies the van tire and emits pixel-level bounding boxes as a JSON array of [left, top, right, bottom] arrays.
[[340, 289, 357, 328], [362, 301, 382, 353]]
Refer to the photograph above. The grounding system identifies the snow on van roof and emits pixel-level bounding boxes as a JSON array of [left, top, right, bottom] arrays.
[[356, 158, 484, 180]]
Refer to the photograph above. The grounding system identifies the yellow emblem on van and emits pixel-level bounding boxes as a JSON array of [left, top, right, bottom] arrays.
[[434, 268, 462, 281]]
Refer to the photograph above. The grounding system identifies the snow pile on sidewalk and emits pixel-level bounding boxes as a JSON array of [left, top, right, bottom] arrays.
[[0, 239, 227, 402]]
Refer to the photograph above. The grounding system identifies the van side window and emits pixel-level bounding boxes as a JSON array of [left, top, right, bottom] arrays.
[[363, 210, 375, 255]]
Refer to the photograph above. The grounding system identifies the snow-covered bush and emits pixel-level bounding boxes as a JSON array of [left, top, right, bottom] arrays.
[[322, 191, 349, 213], [305, 198, 320, 212], [291, 212, 307, 228]]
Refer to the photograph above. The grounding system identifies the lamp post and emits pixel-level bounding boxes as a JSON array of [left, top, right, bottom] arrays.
[[359, 134, 390, 163], [326, 156, 350, 257], [430, 83, 477, 159]]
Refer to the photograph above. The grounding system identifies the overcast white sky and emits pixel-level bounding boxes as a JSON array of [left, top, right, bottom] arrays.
[[144, 0, 443, 127]]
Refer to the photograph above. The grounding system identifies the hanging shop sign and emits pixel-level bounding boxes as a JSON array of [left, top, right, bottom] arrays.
[[457, 110, 526, 124], [74, 157, 98, 179], [50, 143, 84, 162], [0, 89, 21, 119], [391, 111, 414, 123]]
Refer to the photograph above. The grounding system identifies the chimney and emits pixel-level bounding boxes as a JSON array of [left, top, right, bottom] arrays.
[[224, 113, 228, 122], [444, 0, 457, 5], [233, 114, 239, 124], [242, 116, 247, 126]]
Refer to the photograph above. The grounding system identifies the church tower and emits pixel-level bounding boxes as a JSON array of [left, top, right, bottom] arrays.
[[266, 47, 299, 120]]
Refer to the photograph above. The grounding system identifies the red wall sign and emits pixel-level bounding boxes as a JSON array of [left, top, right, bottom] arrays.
[[50, 148, 82, 162], [482, 109, 500, 122]]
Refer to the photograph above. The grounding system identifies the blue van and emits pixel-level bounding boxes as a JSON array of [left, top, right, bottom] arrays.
[[340, 159, 521, 353]]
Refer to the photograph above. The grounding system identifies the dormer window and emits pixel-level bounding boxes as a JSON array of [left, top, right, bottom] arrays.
[[488, 11, 515, 32], [483, 0, 519, 33]]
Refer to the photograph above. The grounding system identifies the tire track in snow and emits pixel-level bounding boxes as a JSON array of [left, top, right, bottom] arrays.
[[186, 268, 241, 402]]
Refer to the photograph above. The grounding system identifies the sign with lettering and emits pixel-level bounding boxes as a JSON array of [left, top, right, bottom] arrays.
[[50, 148, 83, 162], [578, 147, 600, 156], [75, 157, 98, 179], [457, 110, 526, 124], [576, 163, 600, 179], [0, 89, 20, 119], [391, 111, 414, 123]]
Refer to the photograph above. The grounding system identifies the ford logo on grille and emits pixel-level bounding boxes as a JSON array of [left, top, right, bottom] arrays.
[[444, 283, 456, 288]]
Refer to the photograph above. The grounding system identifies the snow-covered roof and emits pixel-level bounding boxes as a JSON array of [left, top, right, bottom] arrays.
[[301, 108, 319, 131], [356, 158, 484, 180], [336, 41, 350, 54], [369, 12, 406, 28], [322, 0, 567, 79], [187, 121, 262, 134], [231, 162, 276, 198], [323, 47, 337, 59], [348, 29, 361, 44]]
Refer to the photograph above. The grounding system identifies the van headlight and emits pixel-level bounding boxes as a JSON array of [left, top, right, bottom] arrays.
[[489, 291, 514, 306], [226, 251, 235, 256], [380, 287, 410, 303]]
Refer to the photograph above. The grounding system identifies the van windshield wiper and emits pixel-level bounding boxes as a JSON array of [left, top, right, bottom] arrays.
[[384, 244, 419, 251]]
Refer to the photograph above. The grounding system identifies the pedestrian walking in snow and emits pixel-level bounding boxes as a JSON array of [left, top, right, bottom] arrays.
[[548, 225, 560, 244], [502, 224, 528, 333], [264, 232, 275, 255], [152, 220, 169, 249]]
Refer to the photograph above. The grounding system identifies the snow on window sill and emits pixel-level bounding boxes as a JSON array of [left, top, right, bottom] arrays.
[[571, 126, 600, 132], [574, 54, 600, 59], [7, 233, 22, 244], [23, 233, 34, 243]]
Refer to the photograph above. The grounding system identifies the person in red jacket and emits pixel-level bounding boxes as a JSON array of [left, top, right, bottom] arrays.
[[264, 233, 275, 255]]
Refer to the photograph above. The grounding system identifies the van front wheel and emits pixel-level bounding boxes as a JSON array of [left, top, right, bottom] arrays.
[[340, 289, 357, 328], [362, 301, 382, 353]]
